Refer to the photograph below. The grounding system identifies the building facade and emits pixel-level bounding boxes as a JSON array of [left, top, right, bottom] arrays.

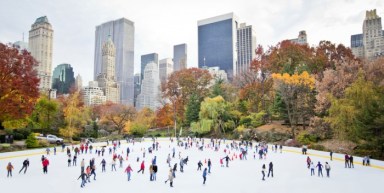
[[237, 23, 256, 74], [202, 66, 228, 86], [96, 37, 120, 104], [82, 81, 106, 106], [351, 9, 384, 60], [13, 41, 29, 52], [137, 62, 161, 111], [28, 16, 54, 91], [159, 58, 174, 83], [141, 53, 159, 81], [173, 44, 187, 71], [52, 63, 75, 94], [198, 13, 239, 80], [94, 18, 134, 105], [133, 73, 141, 107], [75, 74, 83, 91], [289, 30, 307, 45]]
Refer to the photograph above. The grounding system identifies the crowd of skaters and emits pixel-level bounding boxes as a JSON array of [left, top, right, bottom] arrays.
[[1, 137, 376, 189]]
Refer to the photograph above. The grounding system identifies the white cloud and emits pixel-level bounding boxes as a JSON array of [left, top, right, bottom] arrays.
[[0, 0, 381, 84]]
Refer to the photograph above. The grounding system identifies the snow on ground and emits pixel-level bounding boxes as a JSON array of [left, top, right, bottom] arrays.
[[0, 138, 383, 193]]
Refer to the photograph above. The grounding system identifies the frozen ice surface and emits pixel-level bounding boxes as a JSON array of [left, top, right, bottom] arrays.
[[0, 138, 383, 193]]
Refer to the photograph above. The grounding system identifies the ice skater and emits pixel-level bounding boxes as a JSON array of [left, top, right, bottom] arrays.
[[111, 159, 117, 171], [310, 162, 315, 176], [261, 164, 266, 181], [325, 162, 331, 177], [125, 164, 133, 181], [207, 159, 212, 173], [268, 162, 273, 177], [137, 161, 145, 174], [100, 159, 106, 172], [78, 172, 87, 188], [316, 162, 323, 177], [73, 155, 77, 166], [349, 155, 354, 168], [165, 168, 174, 187], [222, 155, 230, 167], [42, 157, 49, 174], [197, 160, 203, 171], [330, 151, 333, 161], [19, 158, 29, 174], [7, 162, 14, 177], [202, 168, 207, 184]]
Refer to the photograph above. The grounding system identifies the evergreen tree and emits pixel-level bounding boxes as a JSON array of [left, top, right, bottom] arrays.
[[184, 93, 201, 127]]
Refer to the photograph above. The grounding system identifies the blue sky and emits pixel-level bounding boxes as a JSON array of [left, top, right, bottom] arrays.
[[0, 0, 382, 85]]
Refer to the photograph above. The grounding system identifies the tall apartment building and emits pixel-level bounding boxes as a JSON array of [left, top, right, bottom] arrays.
[[351, 9, 384, 60], [137, 62, 161, 111], [237, 23, 256, 74], [28, 16, 53, 90], [198, 13, 239, 80], [289, 30, 307, 45], [159, 58, 174, 83], [141, 53, 159, 80], [75, 74, 83, 91], [96, 37, 120, 104], [52, 63, 75, 95], [173, 44, 187, 71], [94, 18, 134, 105]]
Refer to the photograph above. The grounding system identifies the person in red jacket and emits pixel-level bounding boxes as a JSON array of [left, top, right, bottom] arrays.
[[42, 158, 49, 174], [137, 161, 145, 174]]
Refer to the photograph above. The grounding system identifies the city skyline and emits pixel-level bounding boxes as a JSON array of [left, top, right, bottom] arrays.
[[0, 0, 382, 84]]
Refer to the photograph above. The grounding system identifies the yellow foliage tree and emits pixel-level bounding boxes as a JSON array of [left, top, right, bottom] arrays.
[[272, 71, 315, 137]]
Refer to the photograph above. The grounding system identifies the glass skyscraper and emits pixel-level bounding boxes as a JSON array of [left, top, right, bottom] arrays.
[[94, 18, 134, 105], [198, 13, 238, 80], [52, 63, 75, 94], [141, 53, 159, 80], [173, 44, 187, 71]]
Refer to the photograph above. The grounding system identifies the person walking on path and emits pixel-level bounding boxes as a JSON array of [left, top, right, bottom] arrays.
[[316, 162, 323, 177], [330, 151, 333, 161], [197, 161, 203, 171], [6, 162, 14, 177], [261, 164, 266, 181], [19, 159, 29, 174], [77, 172, 87, 188], [137, 161, 145, 174], [325, 162, 331, 177], [207, 159, 212, 173], [165, 168, 174, 187], [42, 158, 49, 174], [125, 164, 133, 181], [202, 168, 207, 184], [310, 162, 315, 176], [100, 159, 106, 172], [349, 155, 354, 168], [268, 162, 273, 178]]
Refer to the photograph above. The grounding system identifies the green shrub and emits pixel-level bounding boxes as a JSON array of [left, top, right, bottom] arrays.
[[16, 128, 31, 139], [13, 133, 24, 140], [310, 144, 326, 151], [25, 133, 39, 148], [38, 140, 49, 147], [297, 132, 318, 145], [130, 123, 148, 137]]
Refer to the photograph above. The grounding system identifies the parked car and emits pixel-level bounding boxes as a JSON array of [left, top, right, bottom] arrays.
[[36, 134, 63, 144]]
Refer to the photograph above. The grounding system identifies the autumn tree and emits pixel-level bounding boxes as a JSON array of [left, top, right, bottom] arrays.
[[97, 103, 136, 134], [161, 68, 212, 125], [59, 91, 90, 141], [155, 104, 173, 128], [126, 107, 155, 136], [272, 71, 316, 137], [0, 43, 40, 126], [199, 96, 229, 136], [27, 96, 59, 132]]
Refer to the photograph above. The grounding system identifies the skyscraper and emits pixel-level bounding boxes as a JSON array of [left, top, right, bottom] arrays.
[[96, 37, 120, 104], [237, 23, 256, 74], [351, 9, 384, 60], [173, 44, 187, 71], [198, 13, 239, 80], [94, 18, 134, 105], [133, 73, 141, 107], [28, 16, 53, 90], [141, 53, 159, 80], [289, 30, 307, 45], [52, 63, 75, 95], [137, 62, 161, 111], [159, 58, 174, 83], [75, 74, 83, 90]]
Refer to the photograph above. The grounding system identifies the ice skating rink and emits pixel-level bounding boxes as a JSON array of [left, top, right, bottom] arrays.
[[0, 138, 383, 193]]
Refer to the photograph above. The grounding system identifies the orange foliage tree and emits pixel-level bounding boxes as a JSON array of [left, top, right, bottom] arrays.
[[0, 43, 40, 125]]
